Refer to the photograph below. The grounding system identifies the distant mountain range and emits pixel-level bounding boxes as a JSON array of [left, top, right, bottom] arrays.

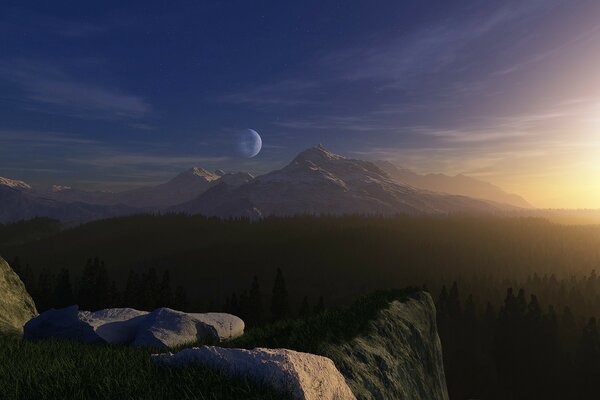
[[173, 145, 516, 217], [43, 168, 253, 208], [373, 161, 532, 209], [0, 145, 528, 224]]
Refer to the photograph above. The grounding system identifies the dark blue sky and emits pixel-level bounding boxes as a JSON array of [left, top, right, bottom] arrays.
[[1, 1, 599, 206]]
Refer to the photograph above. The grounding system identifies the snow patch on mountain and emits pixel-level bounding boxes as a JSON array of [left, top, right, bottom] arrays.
[[0, 177, 32, 190]]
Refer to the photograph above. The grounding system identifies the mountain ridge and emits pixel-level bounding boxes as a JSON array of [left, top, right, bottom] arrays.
[[373, 160, 532, 209], [174, 146, 517, 218], [1, 146, 525, 223]]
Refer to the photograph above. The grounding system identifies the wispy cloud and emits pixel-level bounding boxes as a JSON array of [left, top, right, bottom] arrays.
[[0, 129, 101, 145], [319, 1, 563, 88], [0, 59, 151, 120], [69, 153, 229, 169]]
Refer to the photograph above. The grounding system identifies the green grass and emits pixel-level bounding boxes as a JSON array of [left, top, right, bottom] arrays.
[[228, 288, 418, 355], [0, 337, 289, 400]]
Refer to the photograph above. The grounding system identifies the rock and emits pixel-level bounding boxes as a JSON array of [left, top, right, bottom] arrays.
[[131, 308, 219, 348], [324, 291, 449, 400], [24, 306, 244, 348], [152, 346, 357, 400], [79, 308, 149, 344], [190, 312, 245, 341], [0, 255, 37, 335], [23, 305, 102, 342]]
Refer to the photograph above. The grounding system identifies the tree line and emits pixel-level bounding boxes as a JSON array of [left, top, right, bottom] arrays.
[[436, 278, 600, 399], [11, 257, 324, 327]]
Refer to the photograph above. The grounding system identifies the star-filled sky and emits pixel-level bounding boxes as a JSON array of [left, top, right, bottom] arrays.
[[1, 0, 600, 207]]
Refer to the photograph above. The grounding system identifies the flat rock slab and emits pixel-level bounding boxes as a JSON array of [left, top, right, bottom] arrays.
[[152, 346, 357, 400], [24, 306, 244, 348]]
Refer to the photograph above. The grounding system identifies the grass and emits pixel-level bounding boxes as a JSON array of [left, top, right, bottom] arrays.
[[228, 288, 418, 355], [0, 289, 419, 400], [0, 337, 289, 400]]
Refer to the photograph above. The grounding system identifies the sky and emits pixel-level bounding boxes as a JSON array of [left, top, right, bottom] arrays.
[[1, 0, 600, 208]]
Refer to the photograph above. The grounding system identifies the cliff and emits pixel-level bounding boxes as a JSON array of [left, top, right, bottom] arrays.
[[325, 291, 449, 400], [229, 289, 449, 400]]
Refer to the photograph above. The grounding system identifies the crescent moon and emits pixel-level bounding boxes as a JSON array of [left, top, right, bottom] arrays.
[[238, 129, 262, 158]]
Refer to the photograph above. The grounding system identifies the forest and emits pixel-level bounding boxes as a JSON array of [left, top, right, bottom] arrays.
[[2, 214, 600, 399]]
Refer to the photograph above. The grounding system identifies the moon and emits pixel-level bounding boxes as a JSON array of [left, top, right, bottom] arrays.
[[237, 128, 262, 158]]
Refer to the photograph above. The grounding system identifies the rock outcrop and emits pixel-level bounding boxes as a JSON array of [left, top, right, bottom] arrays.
[[24, 306, 244, 348], [0, 256, 37, 335], [153, 346, 357, 400], [152, 290, 448, 400], [325, 291, 449, 400]]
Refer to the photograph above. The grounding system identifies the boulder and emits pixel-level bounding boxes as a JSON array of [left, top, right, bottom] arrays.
[[131, 308, 219, 348], [0, 255, 37, 335], [23, 305, 101, 342], [79, 308, 149, 344], [152, 346, 357, 400], [24, 306, 244, 348], [189, 312, 245, 341]]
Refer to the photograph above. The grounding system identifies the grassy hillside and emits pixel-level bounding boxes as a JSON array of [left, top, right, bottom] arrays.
[[228, 288, 417, 353], [0, 289, 423, 400]]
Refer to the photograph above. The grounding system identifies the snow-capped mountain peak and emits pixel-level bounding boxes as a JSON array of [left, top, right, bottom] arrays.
[[292, 144, 344, 165], [0, 177, 32, 190], [181, 167, 221, 182], [52, 185, 72, 192]]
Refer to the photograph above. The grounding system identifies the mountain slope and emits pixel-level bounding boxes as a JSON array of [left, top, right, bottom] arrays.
[[176, 145, 515, 217], [374, 161, 532, 208], [0, 185, 135, 225], [46, 168, 253, 208]]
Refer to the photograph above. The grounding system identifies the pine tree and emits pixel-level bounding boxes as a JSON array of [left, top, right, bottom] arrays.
[[173, 285, 189, 311], [54, 268, 74, 308], [11, 256, 21, 276], [577, 318, 600, 398], [298, 296, 311, 318], [158, 270, 173, 308], [247, 276, 263, 327], [93, 259, 110, 310], [448, 282, 462, 319], [141, 268, 159, 310], [35, 268, 54, 312], [270, 268, 289, 321], [124, 270, 141, 309], [78, 258, 96, 310], [107, 280, 120, 308], [313, 296, 325, 314]]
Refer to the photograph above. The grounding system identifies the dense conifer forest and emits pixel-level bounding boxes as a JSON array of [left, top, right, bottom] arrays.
[[2, 214, 600, 399]]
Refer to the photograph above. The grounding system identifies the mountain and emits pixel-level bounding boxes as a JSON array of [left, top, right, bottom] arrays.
[[0, 185, 135, 225], [174, 145, 516, 218], [373, 161, 532, 208], [0, 177, 32, 191], [45, 168, 253, 208]]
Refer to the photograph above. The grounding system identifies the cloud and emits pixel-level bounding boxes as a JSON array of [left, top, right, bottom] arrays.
[[0, 129, 101, 145], [0, 59, 151, 120], [70, 153, 229, 169]]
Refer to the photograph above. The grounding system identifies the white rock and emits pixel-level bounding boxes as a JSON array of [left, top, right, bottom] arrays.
[[190, 312, 245, 341], [152, 346, 357, 400], [23, 305, 102, 342], [79, 308, 149, 344], [131, 308, 218, 348], [24, 306, 244, 348]]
